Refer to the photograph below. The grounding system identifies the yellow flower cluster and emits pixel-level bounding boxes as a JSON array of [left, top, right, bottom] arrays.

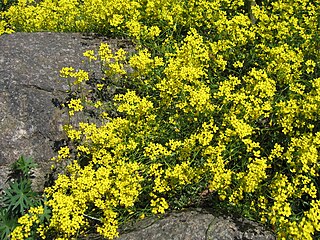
[[114, 90, 154, 116], [4, 0, 320, 239], [41, 158, 143, 239], [11, 206, 45, 240], [67, 98, 83, 116], [150, 197, 169, 214]]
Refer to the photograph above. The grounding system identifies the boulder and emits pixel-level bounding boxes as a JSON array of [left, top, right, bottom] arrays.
[[0, 32, 275, 239], [0, 32, 133, 190], [81, 208, 275, 240]]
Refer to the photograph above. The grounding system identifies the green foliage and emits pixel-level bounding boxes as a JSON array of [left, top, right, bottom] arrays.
[[2, 179, 39, 216], [0, 156, 42, 240], [8, 155, 38, 181], [1, 0, 320, 239], [0, 0, 18, 12], [0, 208, 18, 240]]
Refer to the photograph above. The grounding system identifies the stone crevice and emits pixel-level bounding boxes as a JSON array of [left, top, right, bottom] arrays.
[[19, 83, 55, 93]]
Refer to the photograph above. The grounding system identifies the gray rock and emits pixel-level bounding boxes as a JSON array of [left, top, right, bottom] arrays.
[[0, 32, 133, 191], [80, 208, 275, 240]]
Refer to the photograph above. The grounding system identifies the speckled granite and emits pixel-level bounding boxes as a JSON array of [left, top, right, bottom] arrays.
[[79, 208, 275, 240], [0, 32, 133, 191]]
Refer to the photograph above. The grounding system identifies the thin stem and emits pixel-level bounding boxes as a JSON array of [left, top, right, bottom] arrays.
[[83, 214, 102, 222]]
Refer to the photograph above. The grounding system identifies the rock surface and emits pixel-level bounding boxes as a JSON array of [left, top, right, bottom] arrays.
[[0, 32, 133, 190], [0, 32, 275, 239], [80, 208, 275, 240], [117, 209, 275, 240]]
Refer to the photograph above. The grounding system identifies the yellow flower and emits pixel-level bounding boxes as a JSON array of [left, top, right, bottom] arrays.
[[98, 43, 113, 63], [60, 67, 75, 78], [96, 83, 104, 91], [150, 197, 169, 214], [73, 69, 89, 84], [109, 14, 124, 27], [68, 98, 83, 115], [83, 50, 97, 61], [56, 146, 70, 161]]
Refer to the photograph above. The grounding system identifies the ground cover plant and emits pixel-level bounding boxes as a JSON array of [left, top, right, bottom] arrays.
[[0, 156, 50, 240], [0, 0, 319, 239]]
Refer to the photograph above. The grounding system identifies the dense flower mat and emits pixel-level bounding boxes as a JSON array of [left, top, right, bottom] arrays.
[[1, 0, 319, 239]]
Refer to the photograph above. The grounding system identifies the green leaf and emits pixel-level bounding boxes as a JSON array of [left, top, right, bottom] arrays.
[[8, 156, 38, 181], [0, 208, 18, 240], [2, 179, 39, 216]]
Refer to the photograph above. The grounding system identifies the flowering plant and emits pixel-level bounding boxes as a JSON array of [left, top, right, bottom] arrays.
[[1, 0, 320, 239]]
